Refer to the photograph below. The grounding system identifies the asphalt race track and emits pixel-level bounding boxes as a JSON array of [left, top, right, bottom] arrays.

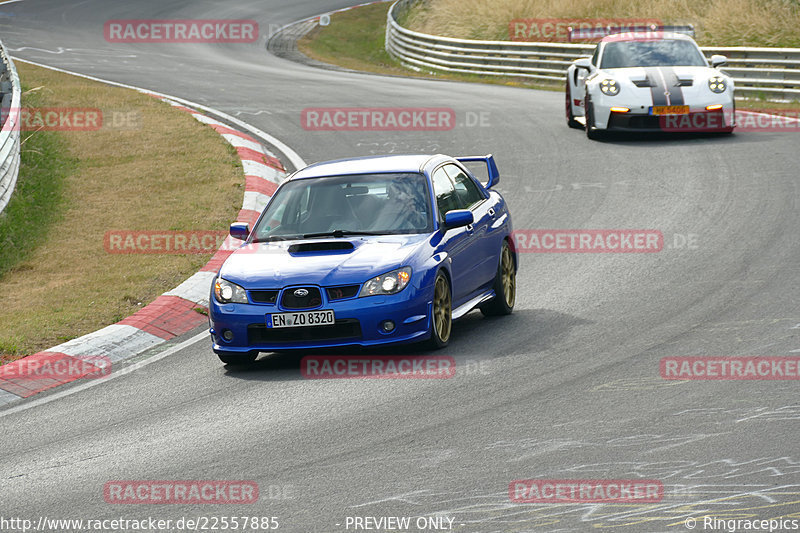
[[1, 1, 798, 531]]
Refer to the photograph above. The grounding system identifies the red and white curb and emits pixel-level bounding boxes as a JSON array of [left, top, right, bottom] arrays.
[[0, 98, 287, 404]]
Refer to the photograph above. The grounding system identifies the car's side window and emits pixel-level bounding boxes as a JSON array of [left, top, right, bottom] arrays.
[[443, 164, 484, 210], [431, 167, 458, 220], [591, 46, 599, 66]]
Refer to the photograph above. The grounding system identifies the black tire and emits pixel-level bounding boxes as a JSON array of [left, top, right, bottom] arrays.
[[566, 79, 582, 129], [217, 351, 258, 366], [427, 271, 452, 349], [481, 240, 516, 316], [585, 100, 603, 140]]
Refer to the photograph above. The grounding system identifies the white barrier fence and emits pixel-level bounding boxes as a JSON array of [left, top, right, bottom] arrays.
[[0, 39, 21, 215], [386, 0, 800, 99]]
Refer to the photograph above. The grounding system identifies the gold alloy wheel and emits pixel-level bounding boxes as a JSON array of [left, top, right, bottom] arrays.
[[501, 244, 516, 307], [433, 274, 452, 343]]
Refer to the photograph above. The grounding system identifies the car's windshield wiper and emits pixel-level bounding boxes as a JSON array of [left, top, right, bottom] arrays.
[[302, 230, 384, 239], [251, 235, 302, 243]]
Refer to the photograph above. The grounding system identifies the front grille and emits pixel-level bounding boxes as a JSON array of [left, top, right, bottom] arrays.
[[281, 287, 323, 309], [249, 290, 279, 304], [248, 319, 362, 344], [608, 113, 661, 130], [326, 285, 360, 301], [609, 112, 727, 131]]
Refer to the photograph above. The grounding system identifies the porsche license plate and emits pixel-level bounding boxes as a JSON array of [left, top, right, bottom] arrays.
[[651, 105, 690, 115], [268, 310, 335, 328]]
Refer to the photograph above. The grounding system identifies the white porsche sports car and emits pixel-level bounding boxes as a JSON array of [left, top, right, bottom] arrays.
[[565, 27, 735, 139]]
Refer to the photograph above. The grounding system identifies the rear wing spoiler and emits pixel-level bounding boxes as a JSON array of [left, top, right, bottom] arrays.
[[456, 154, 500, 189], [567, 24, 695, 41]]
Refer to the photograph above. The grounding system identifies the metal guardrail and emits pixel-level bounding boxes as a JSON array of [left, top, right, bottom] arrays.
[[0, 39, 21, 215], [386, 0, 800, 99]]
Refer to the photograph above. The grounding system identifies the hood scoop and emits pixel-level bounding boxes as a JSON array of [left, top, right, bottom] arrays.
[[288, 241, 355, 254], [632, 77, 654, 87]]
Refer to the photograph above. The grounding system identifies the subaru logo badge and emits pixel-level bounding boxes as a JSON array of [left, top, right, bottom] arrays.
[[294, 288, 309, 298]]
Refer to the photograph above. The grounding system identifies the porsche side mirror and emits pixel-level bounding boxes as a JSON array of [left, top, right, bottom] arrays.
[[710, 54, 727, 68], [573, 57, 592, 71]]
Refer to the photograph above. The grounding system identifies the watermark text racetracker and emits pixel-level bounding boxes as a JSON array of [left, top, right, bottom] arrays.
[[662, 109, 800, 132], [8, 108, 142, 132], [661, 356, 800, 380], [301, 355, 456, 379], [104, 481, 258, 504], [104, 230, 231, 254], [301, 108, 491, 131], [509, 18, 661, 41], [104, 19, 258, 43], [509, 479, 664, 503], [0, 355, 111, 380], [513, 230, 663, 253]]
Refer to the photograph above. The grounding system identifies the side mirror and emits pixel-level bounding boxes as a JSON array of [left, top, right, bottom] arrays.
[[710, 54, 727, 68], [573, 57, 592, 71], [443, 210, 473, 230], [229, 222, 250, 240]]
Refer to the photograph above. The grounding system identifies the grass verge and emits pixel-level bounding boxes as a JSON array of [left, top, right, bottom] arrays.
[[0, 87, 73, 280], [0, 62, 243, 359], [298, 2, 562, 92], [299, 2, 800, 111], [405, 0, 800, 48]]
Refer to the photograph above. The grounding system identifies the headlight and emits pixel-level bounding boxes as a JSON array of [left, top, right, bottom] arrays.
[[214, 278, 248, 304], [599, 79, 619, 96], [359, 267, 412, 297], [708, 76, 727, 93]]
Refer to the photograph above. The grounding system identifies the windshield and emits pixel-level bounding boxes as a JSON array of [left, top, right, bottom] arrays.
[[251, 173, 433, 242], [600, 39, 706, 68]]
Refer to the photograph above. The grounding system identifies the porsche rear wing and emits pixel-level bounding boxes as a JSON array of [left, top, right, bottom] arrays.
[[567, 24, 695, 42], [456, 154, 500, 189]]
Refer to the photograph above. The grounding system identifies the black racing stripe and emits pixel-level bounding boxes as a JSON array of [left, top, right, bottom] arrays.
[[663, 67, 685, 105], [645, 67, 685, 107], [645, 67, 668, 106]]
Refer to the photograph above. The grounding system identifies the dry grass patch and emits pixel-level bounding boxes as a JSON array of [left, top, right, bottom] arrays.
[[0, 62, 243, 357], [405, 0, 800, 47], [299, 2, 559, 90]]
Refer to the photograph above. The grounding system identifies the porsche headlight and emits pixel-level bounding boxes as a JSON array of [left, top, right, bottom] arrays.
[[214, 278, 248, 304], [359, 267, 412, 297], [708, 76, 727, 93], [599, 79, 619, 96]]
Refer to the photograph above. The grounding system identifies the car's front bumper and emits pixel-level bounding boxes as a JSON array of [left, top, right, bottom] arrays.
[[589, 87, 735, 131], [209, 288, 433, 353], [606, 108, 735, 132]]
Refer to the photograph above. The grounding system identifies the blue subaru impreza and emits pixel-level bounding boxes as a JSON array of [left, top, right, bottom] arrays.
[[209, 154, 517, 365]]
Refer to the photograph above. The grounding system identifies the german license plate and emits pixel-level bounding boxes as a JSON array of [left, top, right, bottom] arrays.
[[651, 105, 690, 115], [267, 310, 335, 328]]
